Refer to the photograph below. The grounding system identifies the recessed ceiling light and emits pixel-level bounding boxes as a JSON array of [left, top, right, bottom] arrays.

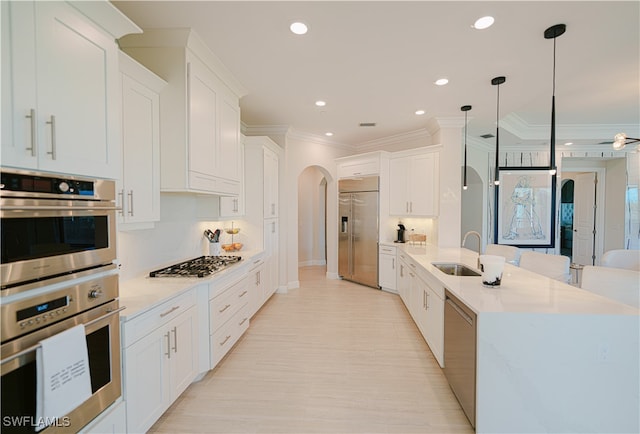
[[473, 16, 495, 30], [415, 110, 426, 115], [290, 22, 308, 35], [564, 142, 573, 146], [315, 100, 326, 107], [325, 132, 333, 137], [434, 78, 449, 86]]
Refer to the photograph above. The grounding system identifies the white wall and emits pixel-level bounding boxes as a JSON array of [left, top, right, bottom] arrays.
[[282, 134, 352, 288], [117, 193, 246, 281]]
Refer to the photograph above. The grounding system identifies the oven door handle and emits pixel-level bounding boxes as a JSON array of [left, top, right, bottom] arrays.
[[0, 306, 126, 366]]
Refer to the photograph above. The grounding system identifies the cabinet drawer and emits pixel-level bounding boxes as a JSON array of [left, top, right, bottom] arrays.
[[210, 278, 247, 333], [235, 303, 250, 337], [337, 160, 379, 179], [210, 318, 236, 368], [379, 245, 397, 255], [122, 289, 196, 348]]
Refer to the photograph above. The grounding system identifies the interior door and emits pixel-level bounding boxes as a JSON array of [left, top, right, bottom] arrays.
[[573, 172, 597, 265]]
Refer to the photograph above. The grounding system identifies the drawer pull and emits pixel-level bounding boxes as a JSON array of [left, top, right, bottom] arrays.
[[239, 317, 248, 326], [410, 263, 416, 268], [239, 290, 248, 298], [219, 304, 231, 313], [160, 306, 180, 318], [219, 335, 231, 346]]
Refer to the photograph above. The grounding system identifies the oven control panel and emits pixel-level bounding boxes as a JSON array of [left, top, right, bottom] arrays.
[[0, 273, 118, 342]]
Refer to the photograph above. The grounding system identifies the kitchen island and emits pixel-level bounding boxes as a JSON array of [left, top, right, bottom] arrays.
[[394, 243, 639, 434]]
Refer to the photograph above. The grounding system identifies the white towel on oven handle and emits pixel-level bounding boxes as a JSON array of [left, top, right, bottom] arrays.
[[35, 324, 92, 432]]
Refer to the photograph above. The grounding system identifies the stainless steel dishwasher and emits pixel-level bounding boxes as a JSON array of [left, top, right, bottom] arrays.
[[444, 290, 477, 428]]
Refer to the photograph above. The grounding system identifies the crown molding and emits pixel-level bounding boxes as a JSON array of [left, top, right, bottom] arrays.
[[286, 128, 355, 151], [501, 113, 637, 141], [242, 123, 290, 136], [354, 128, 431, 151]]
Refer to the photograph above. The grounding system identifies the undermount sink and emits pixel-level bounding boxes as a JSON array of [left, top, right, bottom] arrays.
[[432, 263, 481, 277]]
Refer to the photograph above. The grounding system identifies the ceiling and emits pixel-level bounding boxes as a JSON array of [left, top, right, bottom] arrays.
[[112, 1, 639, 150]]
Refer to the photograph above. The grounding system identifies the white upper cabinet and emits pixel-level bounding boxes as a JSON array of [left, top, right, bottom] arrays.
[[336, 152, 384, 179], [1, 1, 140, 179], [119, 52, 166, 226], [119, 29, 247, 195], [389, 150, 439, 216]]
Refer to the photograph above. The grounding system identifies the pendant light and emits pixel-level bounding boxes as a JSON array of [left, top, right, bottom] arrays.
[[612, 132, 640, 151], [544, 23, 566, 176], [461, 105, 472, 190], [491, 76, 506, 186]]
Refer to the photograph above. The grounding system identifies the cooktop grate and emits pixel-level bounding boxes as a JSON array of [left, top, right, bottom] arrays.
[[149, 255, 242, 278]]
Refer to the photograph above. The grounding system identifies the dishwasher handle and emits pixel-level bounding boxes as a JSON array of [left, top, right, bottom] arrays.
[[446, 297, 474, 326]]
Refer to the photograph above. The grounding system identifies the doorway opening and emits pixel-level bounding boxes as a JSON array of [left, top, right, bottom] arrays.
[[297, 166, 328, 281], [560, 179, 575, 258]]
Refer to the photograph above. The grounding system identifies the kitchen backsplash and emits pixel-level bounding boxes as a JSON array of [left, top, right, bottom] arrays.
[[117, 193, 253, 282]]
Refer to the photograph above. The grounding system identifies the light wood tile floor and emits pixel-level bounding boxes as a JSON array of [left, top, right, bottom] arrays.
[[149, 266, 473, 434]]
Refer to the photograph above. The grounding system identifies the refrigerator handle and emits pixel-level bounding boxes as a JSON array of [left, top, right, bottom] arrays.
[[341, 216, 348, 233]]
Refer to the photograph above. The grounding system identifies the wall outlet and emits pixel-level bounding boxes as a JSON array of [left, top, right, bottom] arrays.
[[597, 343, 610, 363]]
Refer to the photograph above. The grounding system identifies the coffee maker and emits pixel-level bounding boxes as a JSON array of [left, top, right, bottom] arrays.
[[395, 223, 406, 243]]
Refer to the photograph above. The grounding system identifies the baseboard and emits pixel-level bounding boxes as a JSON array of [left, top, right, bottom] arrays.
[[326, 271, 339, 280], [287, 281, 300, 290], [298, 259, 327, 267]]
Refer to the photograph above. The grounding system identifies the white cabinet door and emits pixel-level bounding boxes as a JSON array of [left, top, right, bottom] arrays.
[[1, 1, 37, 170], [409, 153, 438, 216], [379, 246, 397, 291], [169, 307, 198, 399], [218, 95, 241, 182], [124, 327, 170, 434], [2, 1, 120, 178], [389, 158, 410, 215], [264, 218, 279, 299], [397, 256, 410, 306], [188, 59, 218, 180], [263, 148, 279, 218], [120, 65, 163, 224], [389, 153, 439, 217], [220, 141, 245, 217], [424, 284, 444, 366], [249, 262, 265, 317]]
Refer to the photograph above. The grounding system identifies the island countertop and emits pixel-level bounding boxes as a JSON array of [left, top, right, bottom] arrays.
[[394, 243, 638, 316]]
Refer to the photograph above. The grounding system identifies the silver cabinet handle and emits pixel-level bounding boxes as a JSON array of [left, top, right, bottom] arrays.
[[172, 326, 178, 353], [117, 189, 125, 216], [127, 190, 134, 216], [271, 203, 275, 215], [219, 335, 231, 346], [410, 263, 416, 269], [409, 272, 415, 278], [239, 317, 248, 326], [272, 221, 276, 233], [406, 202, 409, 213], [219, 304, 231, 313], [392, 258, 395, 270], [160, 306, 180, 318], [400, 264, 404, 278], [46, 115, 56, 160], [26, 109, 36, 156], [165, 331, 171, 359], [256, 271, 261, 285], [425, 291, 430, 309], [239, 290, 248, 298]]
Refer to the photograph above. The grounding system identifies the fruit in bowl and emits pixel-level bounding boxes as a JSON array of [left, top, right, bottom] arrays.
[[221, 244, 235, 252], [225, 228, 240, 235], [233, 242, 243, 251]]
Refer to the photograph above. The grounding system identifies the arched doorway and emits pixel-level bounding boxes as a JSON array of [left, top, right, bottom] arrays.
[[298, 166, 328, 272]]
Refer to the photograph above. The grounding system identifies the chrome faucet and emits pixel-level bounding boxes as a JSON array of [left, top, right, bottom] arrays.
[[462, 230, 482, 269]]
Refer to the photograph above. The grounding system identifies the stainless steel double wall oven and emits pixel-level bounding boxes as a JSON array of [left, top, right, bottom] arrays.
[[1, 169, 122, 433]]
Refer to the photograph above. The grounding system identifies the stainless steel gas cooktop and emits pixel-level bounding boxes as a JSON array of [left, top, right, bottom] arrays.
[[149, 255, 242, 278]]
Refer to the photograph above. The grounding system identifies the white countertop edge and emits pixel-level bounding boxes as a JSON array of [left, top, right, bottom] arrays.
[[118, 250, 265, 320]]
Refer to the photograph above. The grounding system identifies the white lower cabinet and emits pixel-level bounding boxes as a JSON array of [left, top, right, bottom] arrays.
[[397, 251, 444, 367], [263, 218, 279, 300], [122, 290, 198, 434], [379, 245, 397, 292], [209, 275, 252, 369]]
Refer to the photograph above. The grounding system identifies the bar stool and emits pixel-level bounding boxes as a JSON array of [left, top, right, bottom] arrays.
[[601, 249, 640, 271], [519, 251, 571, 283], [485, 244, 521, 265], [581, 265, 640, 308]]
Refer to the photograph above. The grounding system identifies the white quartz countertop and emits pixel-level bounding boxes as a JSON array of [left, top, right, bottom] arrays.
[[119, 249, 265, 320], [397, 244, 639, 316]]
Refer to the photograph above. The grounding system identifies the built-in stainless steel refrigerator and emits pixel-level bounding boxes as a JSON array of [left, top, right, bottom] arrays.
[[338, 176, 379, 288]]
